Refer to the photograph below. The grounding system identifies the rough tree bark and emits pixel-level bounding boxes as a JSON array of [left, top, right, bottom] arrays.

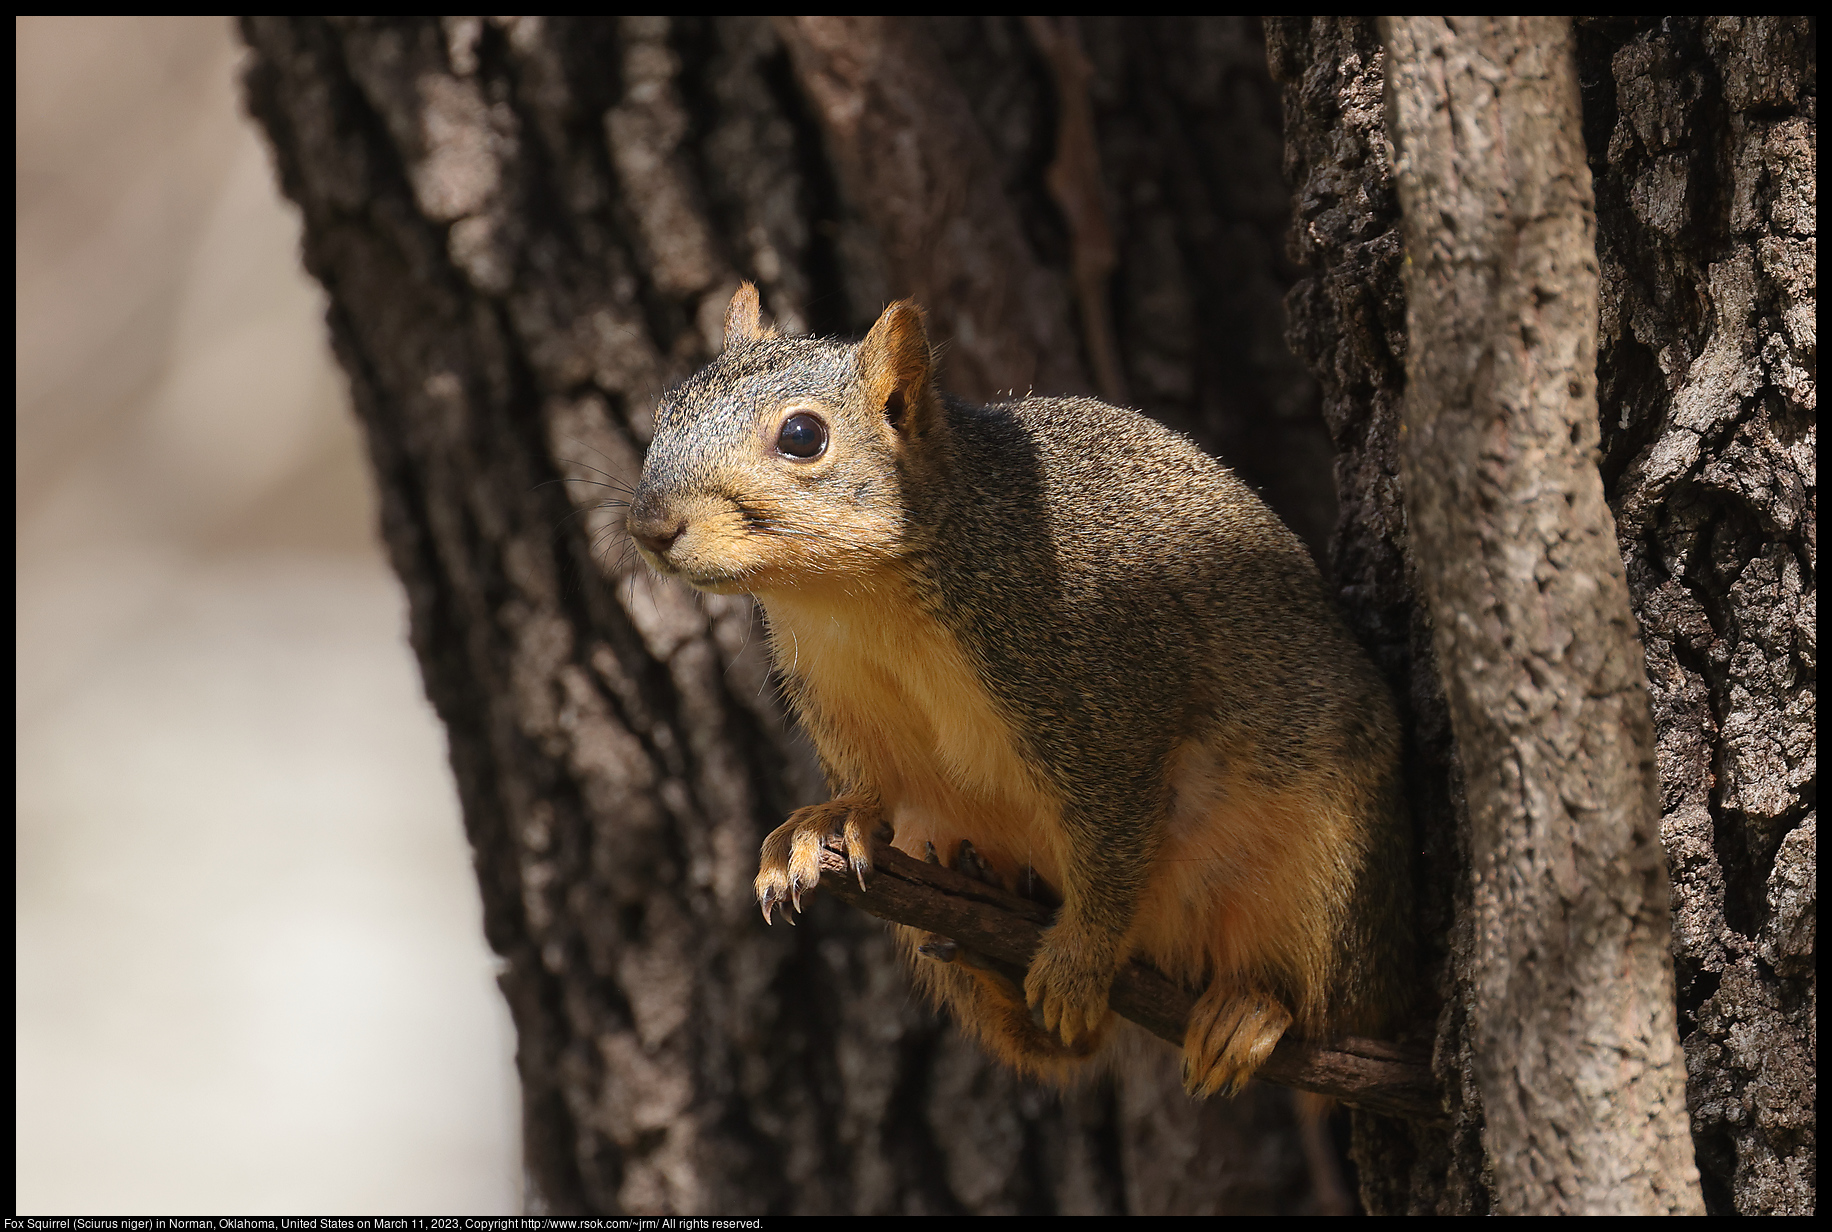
[[1267, 15, 1813, 1216], [1582, 18, 1816, 1215], [240, 13, 1811, 1216], [1384, 16, 1701, 1213], [238, 16, 1343, 1215]]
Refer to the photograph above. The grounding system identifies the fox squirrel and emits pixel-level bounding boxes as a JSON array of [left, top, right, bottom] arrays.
[[627, 282, 1412, 1095]]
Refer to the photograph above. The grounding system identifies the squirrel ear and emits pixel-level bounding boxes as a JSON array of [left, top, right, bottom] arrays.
[[857, 299, 933, 437], [723, 281, 778, 349]]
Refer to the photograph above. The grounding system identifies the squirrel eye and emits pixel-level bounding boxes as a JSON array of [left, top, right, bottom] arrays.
[[776, 412, 828, 460]]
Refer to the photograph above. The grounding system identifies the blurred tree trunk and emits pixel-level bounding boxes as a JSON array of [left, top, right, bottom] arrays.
[[1267, 15, 1814, 1216], [238, 16, 1341, 1215]]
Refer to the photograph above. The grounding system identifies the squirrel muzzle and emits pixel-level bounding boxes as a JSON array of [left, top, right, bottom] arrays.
[[625, 480, 757, 591]]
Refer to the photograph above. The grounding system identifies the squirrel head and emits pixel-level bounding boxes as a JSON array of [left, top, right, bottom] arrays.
[[627, 282, 944, 595]]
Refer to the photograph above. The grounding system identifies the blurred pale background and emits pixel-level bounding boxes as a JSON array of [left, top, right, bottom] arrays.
[[16, 16, 519, 1213]]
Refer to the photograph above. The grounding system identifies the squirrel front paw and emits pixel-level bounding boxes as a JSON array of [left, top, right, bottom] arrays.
[[1181, 983, 1293, 1098], [754, 795, 879, 923], [1022, 923, 1119, 1048]]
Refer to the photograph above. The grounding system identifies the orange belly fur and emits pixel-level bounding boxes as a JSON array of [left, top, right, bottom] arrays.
[[758, 573, 1345, 1027]]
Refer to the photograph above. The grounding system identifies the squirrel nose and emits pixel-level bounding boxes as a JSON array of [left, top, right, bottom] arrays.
[[627, 490, 687, 557], [632, 520, 685, 556]]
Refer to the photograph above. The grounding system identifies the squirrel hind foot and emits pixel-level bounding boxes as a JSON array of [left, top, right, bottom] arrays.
[[1022, 927, 1121, 1050], [1181, 984, 1294, 1099], [755, 795, 878, 921], [901, 926, 1113, 1079]]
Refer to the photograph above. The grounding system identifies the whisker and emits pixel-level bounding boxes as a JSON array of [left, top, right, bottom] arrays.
[[560, 460, 637, 494], [546, 477, 634, 499], [561, 434, 639, 481]]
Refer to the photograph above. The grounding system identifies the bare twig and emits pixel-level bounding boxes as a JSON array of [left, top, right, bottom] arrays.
[[813, 834, 1445, 1123]]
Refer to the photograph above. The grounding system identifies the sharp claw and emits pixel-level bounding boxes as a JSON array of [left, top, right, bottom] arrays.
[[852, 857, 869, 892], [923, 841, 939, 864]]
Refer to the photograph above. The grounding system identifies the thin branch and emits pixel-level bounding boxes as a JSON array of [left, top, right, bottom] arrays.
[[813, 835, 1446, 1123]]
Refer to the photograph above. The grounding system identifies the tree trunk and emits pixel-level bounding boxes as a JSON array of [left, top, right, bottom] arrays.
[[240, 13, 1811, 1217], [1384, 16, 1700, 1213], [1267, 15, 1813, 1216], [238, 15, 1341, 1215]]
